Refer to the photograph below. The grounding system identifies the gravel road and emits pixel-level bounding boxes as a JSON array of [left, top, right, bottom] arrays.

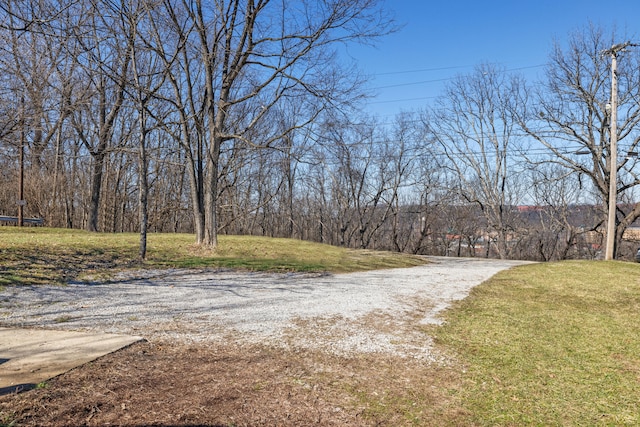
[[0, 257, 530, 360]]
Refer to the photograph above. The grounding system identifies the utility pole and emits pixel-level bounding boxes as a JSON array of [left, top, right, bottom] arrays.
[[603, 41, 637, 260]]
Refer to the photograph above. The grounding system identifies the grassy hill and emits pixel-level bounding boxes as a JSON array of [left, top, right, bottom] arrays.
[[0, 227, 426, 287]]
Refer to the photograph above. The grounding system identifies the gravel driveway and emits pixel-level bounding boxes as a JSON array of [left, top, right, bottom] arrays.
[[1, 257, 530, 360]]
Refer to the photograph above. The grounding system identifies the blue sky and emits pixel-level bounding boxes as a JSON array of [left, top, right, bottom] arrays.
[[347, 0, 640, 121]]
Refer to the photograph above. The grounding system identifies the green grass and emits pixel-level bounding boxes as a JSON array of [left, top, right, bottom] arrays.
[[435, 260, 640, 426], [0, 227, 426, 286]]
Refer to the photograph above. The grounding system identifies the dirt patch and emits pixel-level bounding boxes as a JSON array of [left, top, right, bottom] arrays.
[[0, 340, 470, 426]]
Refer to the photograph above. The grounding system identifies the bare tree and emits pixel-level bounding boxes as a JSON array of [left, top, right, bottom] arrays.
[[0, 0, 85, 225], [521, 164, 588, 261], [516, 24, 640, 258], [379, 113, 421, 252], [424, 64, 526, 259], [320, 117, 385, 249], [117, 0, 169, 259], [0, 0, 81, 33], [69, 0, 134, 232], [143, 0, 393, 248]]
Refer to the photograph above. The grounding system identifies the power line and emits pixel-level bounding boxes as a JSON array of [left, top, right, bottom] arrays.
[[363, 64, 549, 115], [368, 95, 437, 105], [370, 64, 546, 90], [374, 64, 474, 76], [374, 77, 450, 90]]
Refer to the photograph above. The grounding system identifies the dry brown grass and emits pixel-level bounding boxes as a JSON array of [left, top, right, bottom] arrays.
[[0, 340, 469, 426]]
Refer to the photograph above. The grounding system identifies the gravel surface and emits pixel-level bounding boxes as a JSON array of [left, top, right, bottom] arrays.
[[0, 257, 530, 360]]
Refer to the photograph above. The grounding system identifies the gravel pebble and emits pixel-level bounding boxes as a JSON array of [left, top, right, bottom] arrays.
[[0, 256, 531, 359]]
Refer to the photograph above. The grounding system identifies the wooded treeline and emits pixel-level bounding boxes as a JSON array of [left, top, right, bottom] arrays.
[[2, 1, 640, 261]]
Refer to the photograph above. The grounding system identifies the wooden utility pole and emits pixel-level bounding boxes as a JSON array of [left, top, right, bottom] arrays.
[[604, 42, 637, 260]]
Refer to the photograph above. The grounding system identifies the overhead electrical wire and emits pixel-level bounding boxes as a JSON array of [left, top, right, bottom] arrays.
[[373, 64, 474, 76], [364, 63, 548, 113], [370, 64, 547, 90]]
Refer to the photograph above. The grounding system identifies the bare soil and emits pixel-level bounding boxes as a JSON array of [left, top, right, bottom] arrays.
[[0, 340, 469, 426]]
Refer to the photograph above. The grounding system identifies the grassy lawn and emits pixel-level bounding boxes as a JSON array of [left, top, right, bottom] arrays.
[[0, 227, 426, 287], [435, 260, 640, 426]]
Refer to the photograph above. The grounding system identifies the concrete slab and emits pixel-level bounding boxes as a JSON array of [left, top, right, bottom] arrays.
[[0, 328, 143, 395]]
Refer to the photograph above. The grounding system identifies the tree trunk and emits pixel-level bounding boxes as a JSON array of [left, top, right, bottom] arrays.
[[88, 149, 105, 232], [138, 114, 149, 260]]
